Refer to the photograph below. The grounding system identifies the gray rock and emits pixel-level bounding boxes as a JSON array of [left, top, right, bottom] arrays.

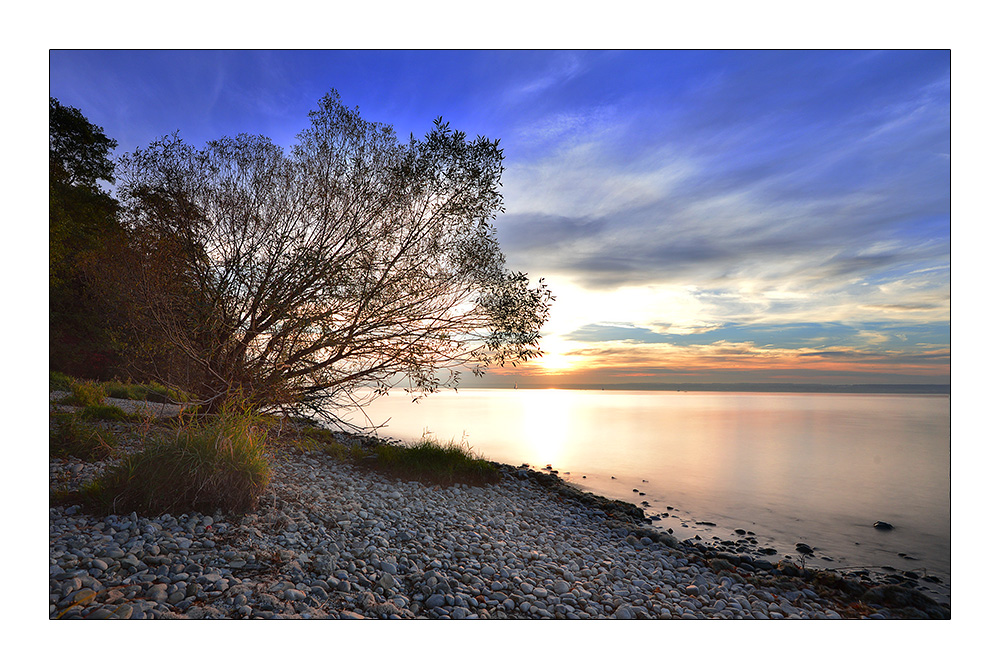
[[283, 589, 307, 602], [85, 607, 114, 620], [614, 604, 635, 619], [112, 603, 134, 619]]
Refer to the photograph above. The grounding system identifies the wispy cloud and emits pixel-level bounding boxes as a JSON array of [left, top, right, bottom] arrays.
[[494, 52, 949, 372], [48, 49, 950, 385], [506, 53, 586, 102]]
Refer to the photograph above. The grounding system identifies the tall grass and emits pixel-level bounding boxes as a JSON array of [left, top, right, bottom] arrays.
[[50, 415, 118, 461], [64, 380, 106, 407], [367, 437, 499, 486], [79, 404, 134, 422], [49, 371, 74, 392], [103, 380, 190, 403], [82, 409, 270, 515], [51, 373, 191, 405]]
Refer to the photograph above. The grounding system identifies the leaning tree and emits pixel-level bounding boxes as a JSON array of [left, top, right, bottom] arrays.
[[116, 90, 553, 423]]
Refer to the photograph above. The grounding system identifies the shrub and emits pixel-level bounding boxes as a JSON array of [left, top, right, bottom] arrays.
[[102, 380, 139, 400], [50, 415, 118, 461], [65, 380, 106, 407], [367, 437, 499, 487], [81, 410, 270, 515], [103, 380, 190, 403], [134, 382, 189, 403], [50, 371, 74, 392], [80, 404, 133, 422]]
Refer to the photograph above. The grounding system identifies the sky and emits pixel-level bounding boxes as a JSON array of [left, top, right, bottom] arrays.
[[48, 49, 951, 387], [26, 12, 995, 653]]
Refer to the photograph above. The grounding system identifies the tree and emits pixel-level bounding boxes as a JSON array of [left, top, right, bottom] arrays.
[[117, 90, 553, 421], [49, 98, 124, 378]]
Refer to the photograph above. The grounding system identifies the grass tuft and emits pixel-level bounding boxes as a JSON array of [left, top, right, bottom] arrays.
[[81, 409, 271, 515], [50, 415, 118, 461], [103, 380, 190, 403], [79, 404, 134, 422], [64, 380, 107, 407], [49, 371, 74, 392], [102, 380, 139, 400], [367, 437, 499, 487]]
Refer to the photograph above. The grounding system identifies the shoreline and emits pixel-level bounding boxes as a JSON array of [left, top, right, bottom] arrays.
[[49, 410, 949, 620], [499, 461, 951, 606]]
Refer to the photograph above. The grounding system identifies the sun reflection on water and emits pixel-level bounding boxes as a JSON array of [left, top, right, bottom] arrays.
[[518, 390, 574, 468]]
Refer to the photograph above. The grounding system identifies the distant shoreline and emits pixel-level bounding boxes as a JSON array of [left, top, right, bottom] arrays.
[[460, 383, 950, 395]]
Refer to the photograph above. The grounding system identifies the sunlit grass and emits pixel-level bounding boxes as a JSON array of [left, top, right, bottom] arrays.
[[64, 380, 107, 407], [78, 404, 135, 422], [50, 373, 193, 405], [81, 409, 270, 515], [367, 437, 500, 487]]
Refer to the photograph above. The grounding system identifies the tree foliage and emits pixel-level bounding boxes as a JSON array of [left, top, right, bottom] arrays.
[[49, 98, 124, 378], [117, 91, 553, 420]]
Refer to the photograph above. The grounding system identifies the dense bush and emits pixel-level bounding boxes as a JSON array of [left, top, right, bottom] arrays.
[[82, 411, 270, 515]]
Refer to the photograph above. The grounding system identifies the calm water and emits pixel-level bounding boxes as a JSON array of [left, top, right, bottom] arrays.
[[340, 389, 951, 601]]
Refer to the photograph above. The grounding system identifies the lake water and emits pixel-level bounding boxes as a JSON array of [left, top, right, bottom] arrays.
[[340, 389, 951, 602]]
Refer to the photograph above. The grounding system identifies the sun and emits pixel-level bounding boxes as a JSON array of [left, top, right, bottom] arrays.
[[533, 337, 580, 372], [536, 352, 576, 372]]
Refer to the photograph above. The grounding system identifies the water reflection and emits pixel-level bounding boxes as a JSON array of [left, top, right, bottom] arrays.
[[520, 390, 572, 467], [343, 389, 950, 592]]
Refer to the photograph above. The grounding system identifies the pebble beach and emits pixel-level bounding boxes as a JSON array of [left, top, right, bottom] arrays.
[[48, 401, 950, 621]]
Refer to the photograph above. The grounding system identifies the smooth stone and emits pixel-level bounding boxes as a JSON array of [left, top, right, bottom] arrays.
[[614, 604, 635, 620], [112, 603, 134, 619], [86, 607, 114, 620], [72, 588, 97, 604]]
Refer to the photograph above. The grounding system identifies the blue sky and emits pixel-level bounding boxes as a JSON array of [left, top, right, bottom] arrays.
[[49, 49, 950, 385]]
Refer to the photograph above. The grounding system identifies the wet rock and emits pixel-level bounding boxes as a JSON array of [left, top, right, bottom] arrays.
[[873, 521, 894, 531]]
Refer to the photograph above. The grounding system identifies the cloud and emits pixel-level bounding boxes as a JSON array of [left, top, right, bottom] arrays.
[[565, 319, 949, 353], [506, 53, 586, 101], [505, 335, 951, 385], [495, 52, 950, 350], [497, 213, 607, 254]]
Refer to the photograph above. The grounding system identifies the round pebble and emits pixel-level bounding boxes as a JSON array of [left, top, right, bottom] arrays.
[[47, 430, 935, 620]]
